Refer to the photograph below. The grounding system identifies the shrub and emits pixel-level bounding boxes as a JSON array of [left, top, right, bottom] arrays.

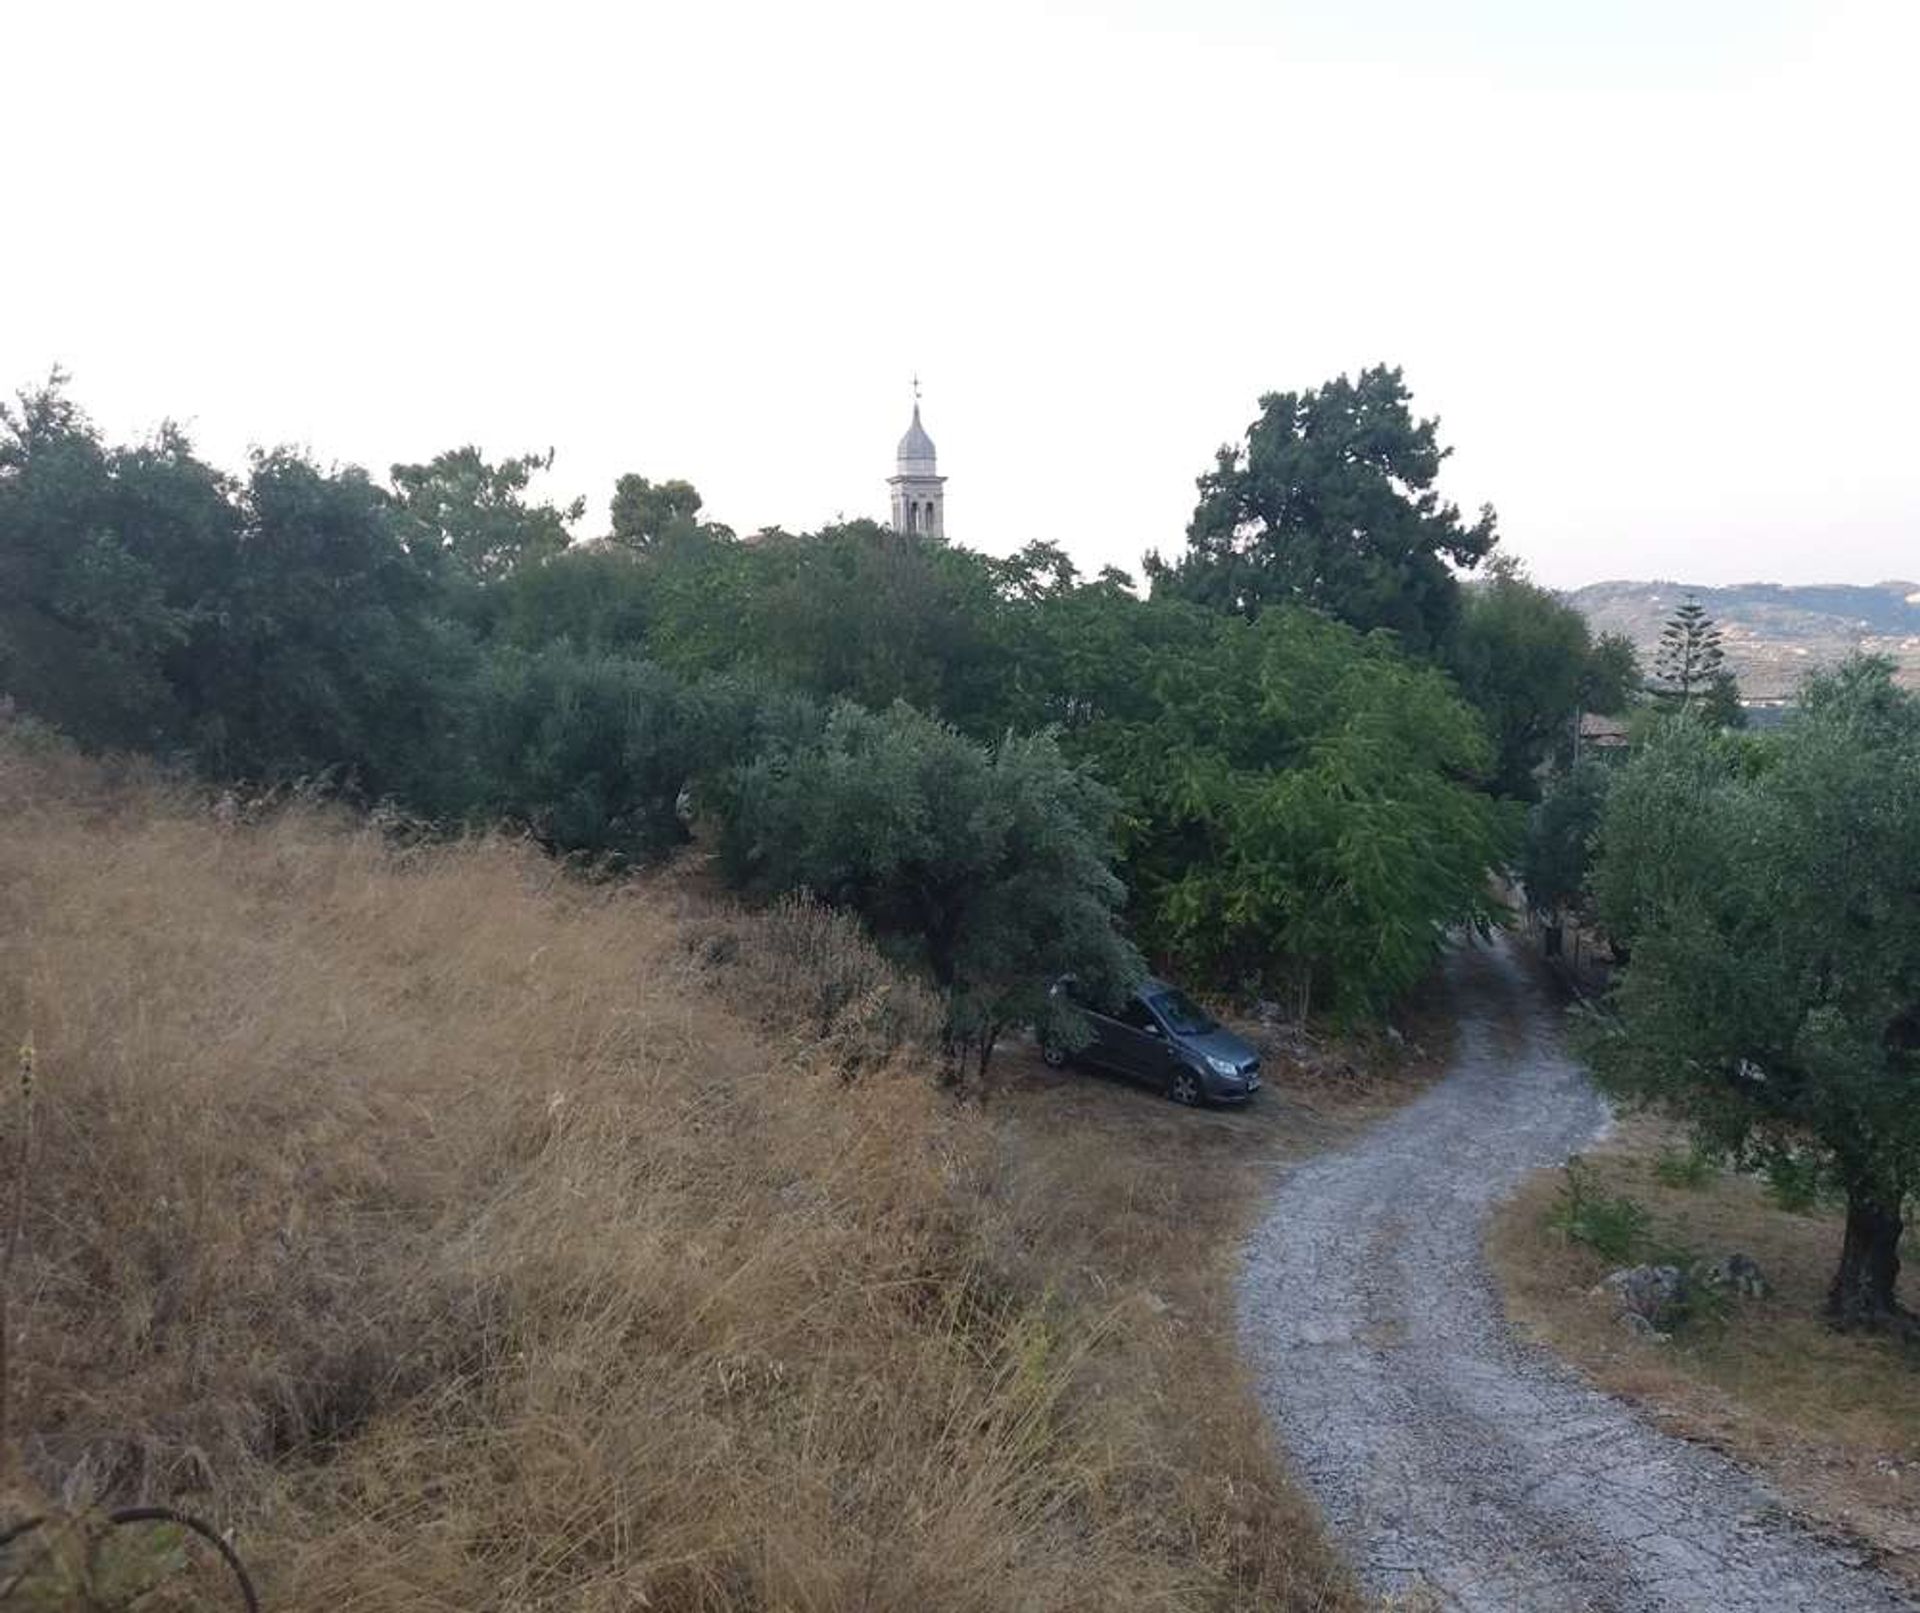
[[689, 891, 943, 1076], [1547, 1157, 1651, 1264], [1762, 1150, 1832, 1215], [712, 701, 1141, 1078], [1653, 1145, 1717, 1191], [472, 646, 714, 862]]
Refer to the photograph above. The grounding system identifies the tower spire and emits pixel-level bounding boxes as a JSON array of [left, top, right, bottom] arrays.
[[888, 379, 944, 539]]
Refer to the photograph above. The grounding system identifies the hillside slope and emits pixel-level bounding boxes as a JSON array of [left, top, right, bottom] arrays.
[[0, 726, 1351, 1611], [1568, 579, 1920, 699]]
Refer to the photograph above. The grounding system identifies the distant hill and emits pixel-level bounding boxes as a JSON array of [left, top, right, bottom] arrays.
[[1565, 579, 1920, 701]]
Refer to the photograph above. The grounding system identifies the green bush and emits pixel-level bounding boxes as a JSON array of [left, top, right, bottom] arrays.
[[1547, 1157, 1651, 1264], [711, 700, 1141, 1077], [472, 647, 716, 862], [1762, 1150, 1831, 1215], [1652, 1145, 1717, 1190]]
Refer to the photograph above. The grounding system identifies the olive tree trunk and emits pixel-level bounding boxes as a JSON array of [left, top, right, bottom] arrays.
[[1827, 1181, 1907, 1330]]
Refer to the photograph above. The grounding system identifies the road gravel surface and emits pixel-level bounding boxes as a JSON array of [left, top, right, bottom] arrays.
[[1238, 934, 1914, 1612]]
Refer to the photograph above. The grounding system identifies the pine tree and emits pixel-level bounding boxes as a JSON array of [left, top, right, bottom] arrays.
[[1652, 596, 1728, 708]]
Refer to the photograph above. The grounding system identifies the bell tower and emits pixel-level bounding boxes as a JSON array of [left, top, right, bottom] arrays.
[[888, 378, 945, 539]]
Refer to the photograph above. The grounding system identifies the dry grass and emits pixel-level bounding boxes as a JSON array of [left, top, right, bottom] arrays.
[[1488, 1116, 1920, 1590], [0, 727, 1363, 1611]]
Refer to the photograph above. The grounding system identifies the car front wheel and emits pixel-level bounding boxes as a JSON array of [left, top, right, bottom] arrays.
[[1040, 1040, 1069, 1069], [1167, 1067, 1203, 1106]]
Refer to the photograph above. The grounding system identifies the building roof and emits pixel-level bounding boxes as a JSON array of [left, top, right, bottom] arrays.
[[896, 403, 937, 473]]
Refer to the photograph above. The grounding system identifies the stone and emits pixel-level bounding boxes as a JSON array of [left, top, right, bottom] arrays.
[[1618, 1310, 1672, 1342], [1694, 1252, 1770, 1299], [1603, 1264, 1690, 1329]]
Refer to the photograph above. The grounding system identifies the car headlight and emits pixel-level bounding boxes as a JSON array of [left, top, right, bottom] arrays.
[[1205, 1054, 1241, 1078]]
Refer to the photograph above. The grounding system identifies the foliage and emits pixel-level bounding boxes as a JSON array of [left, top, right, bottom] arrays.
[[689, 891, 945, 1076], [1650, 595, 1735, 717], [1547, 1157, 1652, 1264], [1585, 660, 1920, 1328], [1446, 560, 1610, 797], [730, 522, 1010, 725], [1145, 365, 1497, 653], [609, 472, 707, 548], [473, 646, 727, 862], [3, 369, 1546, 1036], [389, 445, 582, 583], [200, 449, 467, 797], [1763, 1149, 1835, 1215], [1519, 760, 1612, 923], [1652, 1144, 1717, 1190], [1072, 605, 1515, 1018], [477, 541, 656, 652], [712, 701, 1141, 1076], [0, 378, 237, 749], [1579, 631, 1643, 717]]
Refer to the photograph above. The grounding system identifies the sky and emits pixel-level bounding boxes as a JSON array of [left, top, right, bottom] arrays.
[[4, 0, 1916, 590]]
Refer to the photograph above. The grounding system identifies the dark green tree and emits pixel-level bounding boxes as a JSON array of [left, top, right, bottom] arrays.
[[1447, 561, 1605, 797], [1145, 365, 1497, 653], [0, 377, 239, 750], [609, 474, 705, 549], [1579, 632, 1643, 717], [199, 449, 462, 795], [472, 647, 722, 861], [478, 543, 655, 653], [1077, 605, 1514, 1017], [1586, 660, 1920, 1331], [713, 700, 1141, 1078], [1650, 595, 1728, 707], [1518, 760, 1612, 933], [390, 446, 581, 583]]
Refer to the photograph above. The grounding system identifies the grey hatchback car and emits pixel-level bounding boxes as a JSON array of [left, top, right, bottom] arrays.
[[1042, 976, 1261, 1105]]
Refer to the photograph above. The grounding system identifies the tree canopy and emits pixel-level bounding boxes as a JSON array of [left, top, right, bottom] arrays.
[[1446, 561, 1635, 798], [3, 367, 1556, 1070], [1145, 365, 1497, 653], [713, 701, 1141, 1076], [1585, 662, 1920, 1331]]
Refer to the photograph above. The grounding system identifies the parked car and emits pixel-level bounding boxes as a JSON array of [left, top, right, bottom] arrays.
[[1041, 975, 1261, 1105]]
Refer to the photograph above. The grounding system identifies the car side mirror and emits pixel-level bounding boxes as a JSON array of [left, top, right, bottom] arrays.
[[1143, 1023, 1164, 1038]]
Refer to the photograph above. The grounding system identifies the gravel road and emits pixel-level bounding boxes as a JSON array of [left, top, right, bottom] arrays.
[[1238, 933, 1914, 1612]]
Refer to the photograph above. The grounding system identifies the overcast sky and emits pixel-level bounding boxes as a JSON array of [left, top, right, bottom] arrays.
[[6, 0, 1916, 590]]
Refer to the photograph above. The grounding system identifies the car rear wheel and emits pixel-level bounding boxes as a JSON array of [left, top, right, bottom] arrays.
[[1167, 1068, 1203, 1106]]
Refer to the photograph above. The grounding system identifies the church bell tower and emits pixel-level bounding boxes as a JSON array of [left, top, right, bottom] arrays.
[[888, 379, 945, 539]]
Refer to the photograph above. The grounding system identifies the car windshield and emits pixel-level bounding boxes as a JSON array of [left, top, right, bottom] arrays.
[[1148, 989, 1215, 1036]]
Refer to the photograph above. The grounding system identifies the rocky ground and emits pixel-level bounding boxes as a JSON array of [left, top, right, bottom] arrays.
[[1237, 935, 1915, 1612]]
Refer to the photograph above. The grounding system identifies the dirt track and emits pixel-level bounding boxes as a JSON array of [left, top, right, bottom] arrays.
[[1237, 934, 1914, 1612]]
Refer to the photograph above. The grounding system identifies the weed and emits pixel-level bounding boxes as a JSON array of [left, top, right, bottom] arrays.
[[1547, 1156, 1651, 1264], [1763, 1151, 1832, 1215], [0, 727, 1352, 1612], [1653, 1145, 1716, 1191]]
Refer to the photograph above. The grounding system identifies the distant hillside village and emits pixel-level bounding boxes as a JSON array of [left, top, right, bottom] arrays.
[[1567, 579, 1920, 707]]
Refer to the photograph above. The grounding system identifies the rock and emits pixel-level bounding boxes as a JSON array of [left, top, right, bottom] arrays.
[[1695, 1253, 1770, 1299], [1603, 1264, 1690, 1329], [1618, 1311, 1672, 1343]]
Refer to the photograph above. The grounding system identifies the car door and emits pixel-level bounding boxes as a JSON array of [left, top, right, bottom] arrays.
[[1105, 992, 1175, 1086]]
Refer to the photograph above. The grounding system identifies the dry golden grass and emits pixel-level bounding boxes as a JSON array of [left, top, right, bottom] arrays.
[[0, 727, 1360, 1611], [1488, 1116, 1920, 1590]]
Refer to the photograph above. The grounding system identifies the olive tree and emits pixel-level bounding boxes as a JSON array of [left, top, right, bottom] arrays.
[[1586, 661, 1920, 1332], [713, 700, 1141, 1079]]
